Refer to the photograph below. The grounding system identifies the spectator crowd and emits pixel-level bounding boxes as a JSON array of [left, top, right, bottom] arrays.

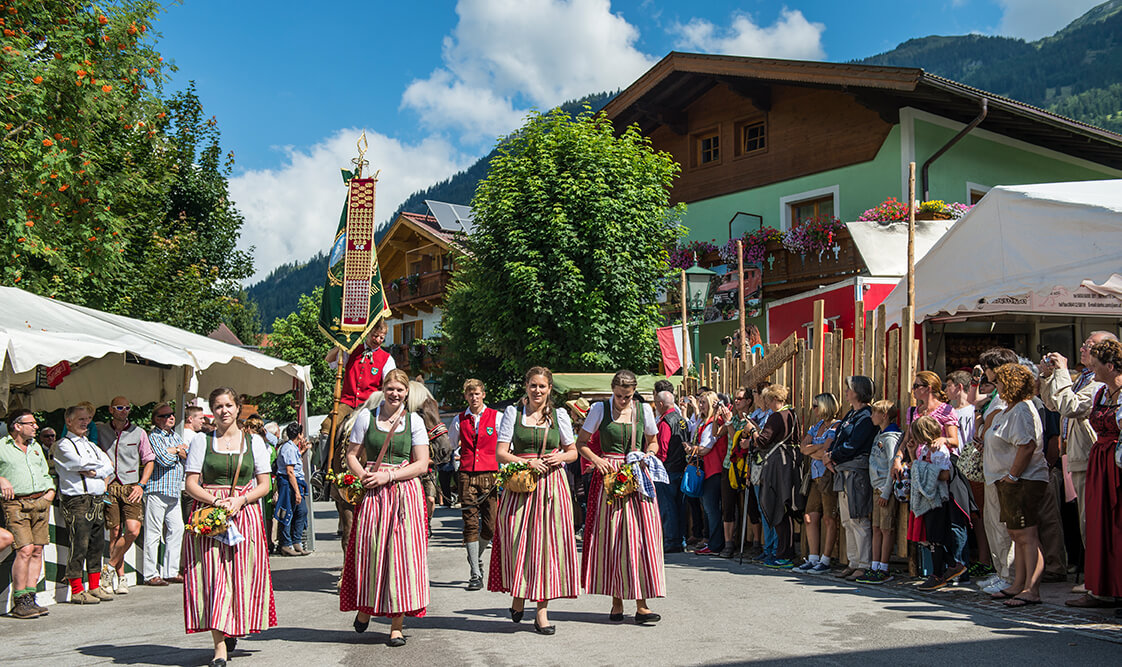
[[646, 334, 1122, 614], [0, 396, 311, 619]]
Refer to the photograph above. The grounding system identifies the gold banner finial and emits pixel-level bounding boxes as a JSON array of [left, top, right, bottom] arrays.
[[352, 130, 370, 179]]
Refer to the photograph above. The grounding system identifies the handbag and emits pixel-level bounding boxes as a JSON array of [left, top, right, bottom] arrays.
[[602, 402, 641, 498], [506, 414, 548, 493], [956, 438, 985, 483], [681, 455, 704, 498], [188, 432, 248, 536]]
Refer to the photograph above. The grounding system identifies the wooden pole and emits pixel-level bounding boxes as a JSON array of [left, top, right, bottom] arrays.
[[904, 162, 917, 394], [326, 351, 346, 473], [811, 300, 825, 400], [680, 269, 688, 376], [737, 239, 747, 361]]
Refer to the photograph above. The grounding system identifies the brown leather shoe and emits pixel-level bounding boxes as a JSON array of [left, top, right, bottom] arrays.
[[165, 575, 184, 584], [1065, 593, 1116, 608], [834, 567, 856, 579], [144, 577, 169, 587]]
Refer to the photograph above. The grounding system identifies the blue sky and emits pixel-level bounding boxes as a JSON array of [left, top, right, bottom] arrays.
[[150, 0, 1102, 281]]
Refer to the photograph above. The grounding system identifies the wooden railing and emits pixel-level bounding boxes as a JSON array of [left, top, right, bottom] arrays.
[[386, 269, 452, 307]]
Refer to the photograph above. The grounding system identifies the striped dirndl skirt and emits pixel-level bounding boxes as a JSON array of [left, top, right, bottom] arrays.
[[487, 461, 580, 601], [183, 484, 277, 635], [339, 463, 429, 617], [582, 454, 666, 599]]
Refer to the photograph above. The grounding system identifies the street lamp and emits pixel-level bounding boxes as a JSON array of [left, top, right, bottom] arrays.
[[683, 255, 718, 373]]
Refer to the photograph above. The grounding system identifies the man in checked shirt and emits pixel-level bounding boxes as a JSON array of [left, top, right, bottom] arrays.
[[142, 402, 187, 586]]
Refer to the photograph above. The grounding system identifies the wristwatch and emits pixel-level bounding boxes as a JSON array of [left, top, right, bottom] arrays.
[[1005, 474, 1019, 482], [138, 482, 148, 490]]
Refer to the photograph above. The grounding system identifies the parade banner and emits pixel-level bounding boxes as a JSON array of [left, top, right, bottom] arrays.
[[318, 170, 392, 353]]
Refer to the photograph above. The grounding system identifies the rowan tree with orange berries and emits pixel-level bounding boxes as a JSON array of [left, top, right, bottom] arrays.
[[1, 1, 255, 337]]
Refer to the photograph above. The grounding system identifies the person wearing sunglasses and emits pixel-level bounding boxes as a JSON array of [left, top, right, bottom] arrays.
[[94, 396, 156, 595], [0, 409, 56, 619], [143, 402, 188, 586]]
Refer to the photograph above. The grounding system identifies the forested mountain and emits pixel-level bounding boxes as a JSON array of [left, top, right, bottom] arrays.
[[858, 0, 1122, 130], [250, 2, 1122, 330], [248, 91, 616, 330]]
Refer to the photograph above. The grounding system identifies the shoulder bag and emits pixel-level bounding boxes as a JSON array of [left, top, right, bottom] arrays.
[[188, 432, 249, 537]]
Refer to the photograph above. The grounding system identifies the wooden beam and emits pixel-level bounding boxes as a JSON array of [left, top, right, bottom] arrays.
[[886, 327, 900, 414], [743, 333, 799, 389], [875, 304, 887, 401], [853, 300, 865, 376]]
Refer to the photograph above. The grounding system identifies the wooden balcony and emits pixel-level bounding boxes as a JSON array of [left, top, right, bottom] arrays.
[[761, 228, 863, 300], [693, 227, 864, 300], [386, 269, 451, 317]]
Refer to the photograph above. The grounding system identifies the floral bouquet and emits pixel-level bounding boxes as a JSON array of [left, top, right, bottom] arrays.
[[326, 470, 365, 504], [186, 506, 229, 537], [603, 463, 639, 500], [496, 461, 539, 493]]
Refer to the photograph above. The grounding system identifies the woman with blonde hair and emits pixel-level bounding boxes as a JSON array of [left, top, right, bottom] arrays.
[[339, 368, 430, 647], [183, 387, 276, 667], [794, 393, 840, 574], [578, 369, 665, 624], [489, 366, 579, 635], [685, 390, 727, 556]]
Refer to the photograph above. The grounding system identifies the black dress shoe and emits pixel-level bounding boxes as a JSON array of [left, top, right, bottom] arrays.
[[510, 607, 524, 622], [608, 612, 625, 622], [533, 621, 556, 635], [387, 635, 407, 647], [635, 612, 662, 624], [353, 616, 369, 633], [209, 660, 227, 667], [224, 636, 237, 653], [467, 576, 483, 591]]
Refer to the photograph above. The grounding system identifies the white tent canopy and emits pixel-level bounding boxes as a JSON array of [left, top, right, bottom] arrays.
[[0, 286, 310, 412], [881, 180, 1122, 327]]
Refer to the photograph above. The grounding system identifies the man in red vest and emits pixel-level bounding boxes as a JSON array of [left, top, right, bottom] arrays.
[[448, 378, 502, 591], [322, 320, 395, 546]]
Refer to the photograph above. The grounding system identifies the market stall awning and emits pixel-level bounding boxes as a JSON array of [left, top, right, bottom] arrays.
[[846, 219, 955, 277], [1, 286, 310, 412], [551, 373, 676, 399], [881, 180, 1122, 326]]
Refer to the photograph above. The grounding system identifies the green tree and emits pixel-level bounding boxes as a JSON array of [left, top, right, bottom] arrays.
[[257, 288, 333, 421], [223, 288, 262, 346], [440, 107, 685, 400], [1, 0, 169, 297], [2, 3, 254, 337]]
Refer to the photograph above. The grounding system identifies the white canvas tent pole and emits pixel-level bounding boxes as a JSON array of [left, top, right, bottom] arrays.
[[300, 378, 315, 552]]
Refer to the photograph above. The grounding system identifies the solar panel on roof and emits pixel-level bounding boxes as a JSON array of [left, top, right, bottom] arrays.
[[425, 200, 475, 234]]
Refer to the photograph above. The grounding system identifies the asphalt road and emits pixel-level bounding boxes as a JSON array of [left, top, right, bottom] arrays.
[[3, 501, 1119, 666]]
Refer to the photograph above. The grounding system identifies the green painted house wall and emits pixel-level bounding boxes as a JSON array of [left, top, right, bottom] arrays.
[[677, 109, 1119, 360], [912, 115, 1118, 203]]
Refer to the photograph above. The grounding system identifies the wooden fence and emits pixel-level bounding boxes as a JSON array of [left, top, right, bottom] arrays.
[[681, 297, 924, 567]]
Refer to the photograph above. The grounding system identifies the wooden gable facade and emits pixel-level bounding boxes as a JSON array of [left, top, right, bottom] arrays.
[[376, 211, 455, 364]]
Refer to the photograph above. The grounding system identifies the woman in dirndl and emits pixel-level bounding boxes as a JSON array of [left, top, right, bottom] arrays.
[[488, 366, 580, 635], [183, 387, 277, 667], [339, 368, 430, 646], [576, 369, 665, 625]]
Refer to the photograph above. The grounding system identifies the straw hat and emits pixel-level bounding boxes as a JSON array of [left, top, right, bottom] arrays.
[[565, 397, 591, 419]]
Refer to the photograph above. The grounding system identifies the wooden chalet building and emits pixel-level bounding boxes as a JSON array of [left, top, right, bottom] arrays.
[[376, 201, 471, 374], [603, 52, 1122, 354]]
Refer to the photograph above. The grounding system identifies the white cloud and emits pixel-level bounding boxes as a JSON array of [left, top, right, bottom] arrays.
[[402, 0, 656, 141], [669, 8, 827, 60], [229, 129, 473, 283], [995, 0, 1103, 40]]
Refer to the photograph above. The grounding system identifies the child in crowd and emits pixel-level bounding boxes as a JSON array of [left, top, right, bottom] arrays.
[[860, 400, 901, 584], [909, 416, 969, 591]]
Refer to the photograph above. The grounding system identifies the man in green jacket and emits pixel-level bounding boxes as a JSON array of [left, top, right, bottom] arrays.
[[0, 409, 56, 619]]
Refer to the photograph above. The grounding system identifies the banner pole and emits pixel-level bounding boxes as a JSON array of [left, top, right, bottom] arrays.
[[326, 353, 345, 474]]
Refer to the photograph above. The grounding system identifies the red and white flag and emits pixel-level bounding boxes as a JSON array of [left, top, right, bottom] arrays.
[[656, 325, 691, 377]]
